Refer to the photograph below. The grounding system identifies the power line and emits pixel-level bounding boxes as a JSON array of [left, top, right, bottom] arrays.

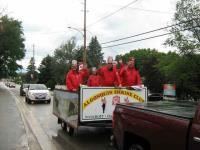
[[102, 33, 171, 48], [87, 0, 139, 28], [128, 7, 174, 14], [102, 26, 200, 49], [101, 18, 200, 45]]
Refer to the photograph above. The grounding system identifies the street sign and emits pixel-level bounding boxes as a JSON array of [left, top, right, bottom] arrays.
[[163, 84, 176, 97]]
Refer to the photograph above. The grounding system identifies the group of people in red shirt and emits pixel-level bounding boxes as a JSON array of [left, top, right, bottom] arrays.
[[66, 56, 141, 92]]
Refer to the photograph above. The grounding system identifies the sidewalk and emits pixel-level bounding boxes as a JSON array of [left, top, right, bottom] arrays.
[[0, 82, 28, 150]]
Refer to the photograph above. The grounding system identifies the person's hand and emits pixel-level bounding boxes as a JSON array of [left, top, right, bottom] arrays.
[[124, 65, 128, 70], [83, 64, 87, 69]]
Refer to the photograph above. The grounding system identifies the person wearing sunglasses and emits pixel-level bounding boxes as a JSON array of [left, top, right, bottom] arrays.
[[98, 56, 121, 87]]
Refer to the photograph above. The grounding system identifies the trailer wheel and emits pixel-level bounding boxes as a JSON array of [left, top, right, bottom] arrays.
[[66, 124, 74, 136], [128, 144, 145, 150], [27, 98, 31, 104], [61, 122, 66, 130]]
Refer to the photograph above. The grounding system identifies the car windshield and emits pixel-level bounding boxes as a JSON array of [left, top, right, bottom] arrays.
[[29, 84, 47, 90], [23, 84, 29, 88]]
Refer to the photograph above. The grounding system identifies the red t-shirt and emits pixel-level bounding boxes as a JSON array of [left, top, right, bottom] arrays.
[[98, 66, 121, 86], [66, 69, 88, 91], [120, 67, 141, 86], [87, 74, 101, 87]]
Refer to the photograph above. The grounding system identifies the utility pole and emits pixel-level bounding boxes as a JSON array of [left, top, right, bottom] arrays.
[[31, 44, 35, 81], [0, 19, 3, 32], [33, 44, 35, 65], [83, 0, 87, 65]]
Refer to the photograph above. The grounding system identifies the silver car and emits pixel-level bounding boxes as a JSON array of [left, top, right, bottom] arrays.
[[25, 84, 51, 104]]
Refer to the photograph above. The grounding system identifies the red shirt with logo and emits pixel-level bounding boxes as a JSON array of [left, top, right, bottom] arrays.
[[66, 68, 88, 91], [87, 74, 101, 87], [120, 67, 141, 86], [98, 66, 121, 86]]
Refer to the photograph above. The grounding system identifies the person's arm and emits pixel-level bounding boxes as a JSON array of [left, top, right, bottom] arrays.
[[119, 65, 126, 76], [87, 76, 91, 86], [65, 74, 68, 89], [136, 70, 142, 85], [80, 65, 89, 80], [66, 72, 73, 91], [114, 69, 122, 87], [97, 67, 103, 76]]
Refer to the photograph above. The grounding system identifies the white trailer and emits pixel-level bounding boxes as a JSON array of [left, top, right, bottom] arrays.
[[53, 86, 147, 136]]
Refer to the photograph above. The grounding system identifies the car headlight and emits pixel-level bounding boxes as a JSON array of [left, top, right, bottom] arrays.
[[46, 93, 51, 99], [28, 92, 35, 99]]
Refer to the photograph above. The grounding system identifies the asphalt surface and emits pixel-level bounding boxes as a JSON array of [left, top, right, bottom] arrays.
[[4, 83, 116, 150], [0, 82, 28, 150]]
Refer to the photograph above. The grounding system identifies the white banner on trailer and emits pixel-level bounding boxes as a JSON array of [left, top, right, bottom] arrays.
[[80, 86, 147, 122]]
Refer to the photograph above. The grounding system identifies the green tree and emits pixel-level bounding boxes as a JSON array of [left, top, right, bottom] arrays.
[[164, 0, 200, 100], [116, 49, 165, 93], [74, 46, 83, 62], [53, 38, 77, 84], [0, 15, 25, 78], [38, 55, 56, 89], [165, 0, 200, 54], [25, 57, 38, 83], [142, 56, 165, 93], [157, 53, 200, 100], [87, 36, 104, 68]]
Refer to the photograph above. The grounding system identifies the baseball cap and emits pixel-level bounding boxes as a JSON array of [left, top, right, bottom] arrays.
[[129, 57, 135, 61], [72, 60, 77, 66]]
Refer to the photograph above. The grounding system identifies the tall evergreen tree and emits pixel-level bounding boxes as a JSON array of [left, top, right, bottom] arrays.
[[38, 55, 56, 89], [87, 36, 104, 68], [25, 57, 38, 83]]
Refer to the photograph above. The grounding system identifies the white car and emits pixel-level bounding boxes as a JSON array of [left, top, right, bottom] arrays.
[[25, 84, 51, 104]]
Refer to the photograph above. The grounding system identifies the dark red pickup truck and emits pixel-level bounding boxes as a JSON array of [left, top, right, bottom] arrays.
[[112, 101, 200, 150]]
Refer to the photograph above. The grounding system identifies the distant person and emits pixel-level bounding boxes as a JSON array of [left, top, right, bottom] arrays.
[[78, 61, 89, 84], [87, 67, 101, 87], [66, 60, 88, 91], [112, 60, 118, 69], [120, 57, 141, 86], [117, 58, 126, 83], [118, 58, 125, 73], [98, 56, 121, 86]]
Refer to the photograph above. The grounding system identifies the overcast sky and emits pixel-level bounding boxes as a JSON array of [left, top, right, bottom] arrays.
[[1, 0, 178, 70]]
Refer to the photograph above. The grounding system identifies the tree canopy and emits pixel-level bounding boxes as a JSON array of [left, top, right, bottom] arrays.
[[87, 36, 104, 68], [25, 57, 38, 83], [36, 37, 104, 88], [38, 55, 56, 89], [0, 15, 25, 78], [165, 0, 200, 54]]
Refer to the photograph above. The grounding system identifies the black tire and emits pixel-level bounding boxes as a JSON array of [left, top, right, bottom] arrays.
[[58, 118, 62, 124], [110, 134, 117, 148], [66, 124, 74, 136], [128, 144, 145, 150], [61, 121, 66, 130], [27, 98, 31, 104], [47, 100, 51, 104]]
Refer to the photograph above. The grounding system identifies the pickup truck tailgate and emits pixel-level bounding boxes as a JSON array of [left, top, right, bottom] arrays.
[[114, 101, 197, 150]]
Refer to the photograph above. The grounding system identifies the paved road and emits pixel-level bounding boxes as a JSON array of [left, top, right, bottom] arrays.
[[0, 82, 42, 150], [8, 84, 116, 150]]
